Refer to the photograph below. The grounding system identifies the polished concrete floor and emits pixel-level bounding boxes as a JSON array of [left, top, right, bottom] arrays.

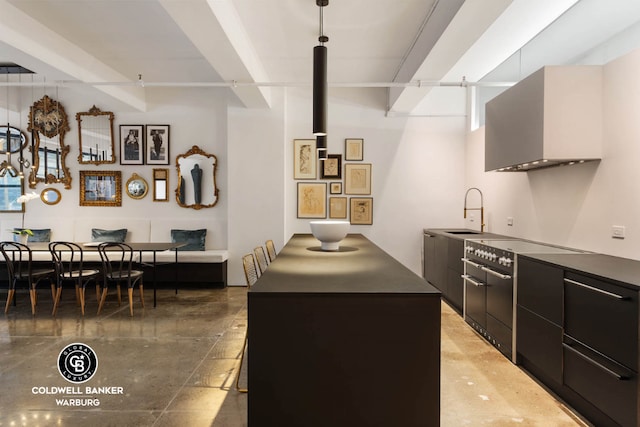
[[0, 286, 589, 426]]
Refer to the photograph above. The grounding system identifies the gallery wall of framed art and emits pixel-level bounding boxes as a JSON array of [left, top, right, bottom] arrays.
[[293, 137, 373, 225]]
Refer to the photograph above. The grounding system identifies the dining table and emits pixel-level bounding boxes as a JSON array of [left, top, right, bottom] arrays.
[[22, 241, 186, 307]]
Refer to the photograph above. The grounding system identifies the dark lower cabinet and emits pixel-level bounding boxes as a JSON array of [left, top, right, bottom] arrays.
[[516, 257, 563, 384], [517, 306, 562, 384], [517, 256, 639, 427], [423, 232, 464, 313], [563, 337, 637, 427]]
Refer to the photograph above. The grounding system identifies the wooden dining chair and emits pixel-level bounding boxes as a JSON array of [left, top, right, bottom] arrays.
[[253, 246, 269, 275], [49, 242, 101, 316], [242, 253, 259, 287], [265, 240, 277, 262], [0, 241, 55, 315], [236, 252, 260, 393], [97, 242, 144, 316]]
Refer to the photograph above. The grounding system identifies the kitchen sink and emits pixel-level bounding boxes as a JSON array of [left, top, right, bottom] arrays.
[[444, 230, 482, 235]]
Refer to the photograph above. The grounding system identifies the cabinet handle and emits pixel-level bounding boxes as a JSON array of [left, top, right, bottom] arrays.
[[481, 266, 512, 280], [462, 258, 483, 269], [562, 343, 628, 380], [462, 275, 484, 287], [563, 278, 628, 300]]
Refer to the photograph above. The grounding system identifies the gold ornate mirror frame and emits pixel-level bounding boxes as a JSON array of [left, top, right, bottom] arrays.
[[125, 173, 148, 199], [27, 95, 71, 189], [41, 187, 62, 205], [76, 105, 115, 165], [175, 145, 219, 210]]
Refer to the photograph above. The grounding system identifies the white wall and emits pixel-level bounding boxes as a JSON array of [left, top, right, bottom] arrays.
[[464, 48, 640, 261], [224, 87, 467, 284], [2, 86, 229, 247]]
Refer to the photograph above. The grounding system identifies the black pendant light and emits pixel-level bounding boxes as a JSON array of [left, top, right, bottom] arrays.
[[313, 0, 328, 136], [316, 135, 327, 159]]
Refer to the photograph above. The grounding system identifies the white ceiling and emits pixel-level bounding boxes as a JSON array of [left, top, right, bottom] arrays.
[[0, 0, 639, 114]]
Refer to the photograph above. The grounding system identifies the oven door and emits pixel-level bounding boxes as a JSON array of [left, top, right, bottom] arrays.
[[484, 265, 513, 357], [463, 259, 486, 330]]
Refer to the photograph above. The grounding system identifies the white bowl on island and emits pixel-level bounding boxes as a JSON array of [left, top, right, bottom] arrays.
[[310, 220, 350, 251]]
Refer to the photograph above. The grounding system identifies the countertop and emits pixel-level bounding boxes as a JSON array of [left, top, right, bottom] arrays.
[[520, 253, 640, 290], [250, 233, 439, 295], [424, 228, 512, 241]]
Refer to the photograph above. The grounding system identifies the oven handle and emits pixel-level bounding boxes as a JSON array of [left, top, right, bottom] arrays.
[[481, 266, 511, 280], [563, 278, 628, 300], [462, 275, 484, 287], [461, 258, 483, 269]]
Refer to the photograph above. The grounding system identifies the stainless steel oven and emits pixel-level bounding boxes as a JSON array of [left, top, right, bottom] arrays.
[[462, 239, 581, 363]]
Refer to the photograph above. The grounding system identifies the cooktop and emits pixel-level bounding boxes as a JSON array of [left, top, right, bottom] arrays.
[[468, 239, 583, 254]]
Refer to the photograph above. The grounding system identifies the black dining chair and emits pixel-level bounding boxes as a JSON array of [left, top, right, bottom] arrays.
[[0, 241, 55, 315], [49, 241, 101, 316], [97, 242, 144, 316]]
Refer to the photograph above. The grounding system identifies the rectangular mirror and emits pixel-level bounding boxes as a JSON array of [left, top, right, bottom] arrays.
[[0, 173, 24, 212], [76, 106, 115, 165], [153, 168, 169, 202]]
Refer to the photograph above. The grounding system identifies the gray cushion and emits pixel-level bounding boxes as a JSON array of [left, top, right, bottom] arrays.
[[13, 228, 51, 242], [171, 229, 206, 251], [91, 228, 127, 243]]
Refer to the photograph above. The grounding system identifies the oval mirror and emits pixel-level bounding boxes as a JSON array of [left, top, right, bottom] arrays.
[[0, 126, 27, 154], [41, 187, 62, 205], [126, 173, 148, 199], [175, 145, 219, 209], [76, 105, 115, 165]]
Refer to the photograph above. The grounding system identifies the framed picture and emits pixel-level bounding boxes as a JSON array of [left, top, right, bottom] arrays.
[[329, 182, 342, 194], [79, 170, 122, 207], [119, 125, 144, 165], [297, 182, 326, 218], [350, 197, 373, 225], [344, 163, 371, 195], [293, 139, 317, 179], [329, 197, 347, 219], [345, 138, 364, 161], [146, 125, 170, 165], [321, 154, 342, 179]]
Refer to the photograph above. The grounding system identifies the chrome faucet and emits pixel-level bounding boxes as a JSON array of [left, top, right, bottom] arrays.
[[464, 187, 485, 232]]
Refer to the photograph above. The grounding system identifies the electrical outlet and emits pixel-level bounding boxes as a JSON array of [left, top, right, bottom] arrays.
[[612, 225, 625, 239], [507, 217, 514, 226]]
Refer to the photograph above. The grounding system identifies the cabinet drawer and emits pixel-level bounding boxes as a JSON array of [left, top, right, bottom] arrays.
[[517, 306, 562, 384], [564, 337, 637, 427], [564, 272, 638, 370], [517, 257, 563, 325]]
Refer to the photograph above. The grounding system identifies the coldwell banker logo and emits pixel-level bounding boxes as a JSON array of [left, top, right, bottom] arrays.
[[58, 342, 98, 383], [32, 342, 124, 407]]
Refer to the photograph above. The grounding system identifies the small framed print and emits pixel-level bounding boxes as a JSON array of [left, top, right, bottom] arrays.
[[321, 154, 342, 179], [120, 125, 144, 165], [297, 182, 326, 218], [294, 139, 317, 179], [329, 197, 347, 219], [345, 138, 364, 161], [146, 125, 170, 165], [350, 197, 373, 225], [329, 182, 342, 194], [344, 163, 371, 195]]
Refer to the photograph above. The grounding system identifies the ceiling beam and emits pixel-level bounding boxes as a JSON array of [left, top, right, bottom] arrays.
[[388, 0, 511, 114], [0, 0, 146, 111], [160, 0, 271, 109]]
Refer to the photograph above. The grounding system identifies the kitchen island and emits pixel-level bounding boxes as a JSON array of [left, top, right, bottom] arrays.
[[248, 234, 441, 427]]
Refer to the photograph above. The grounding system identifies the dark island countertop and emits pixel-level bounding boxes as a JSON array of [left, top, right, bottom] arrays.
[[250, 233, 439, 294], [521, 253, 640, 290]]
